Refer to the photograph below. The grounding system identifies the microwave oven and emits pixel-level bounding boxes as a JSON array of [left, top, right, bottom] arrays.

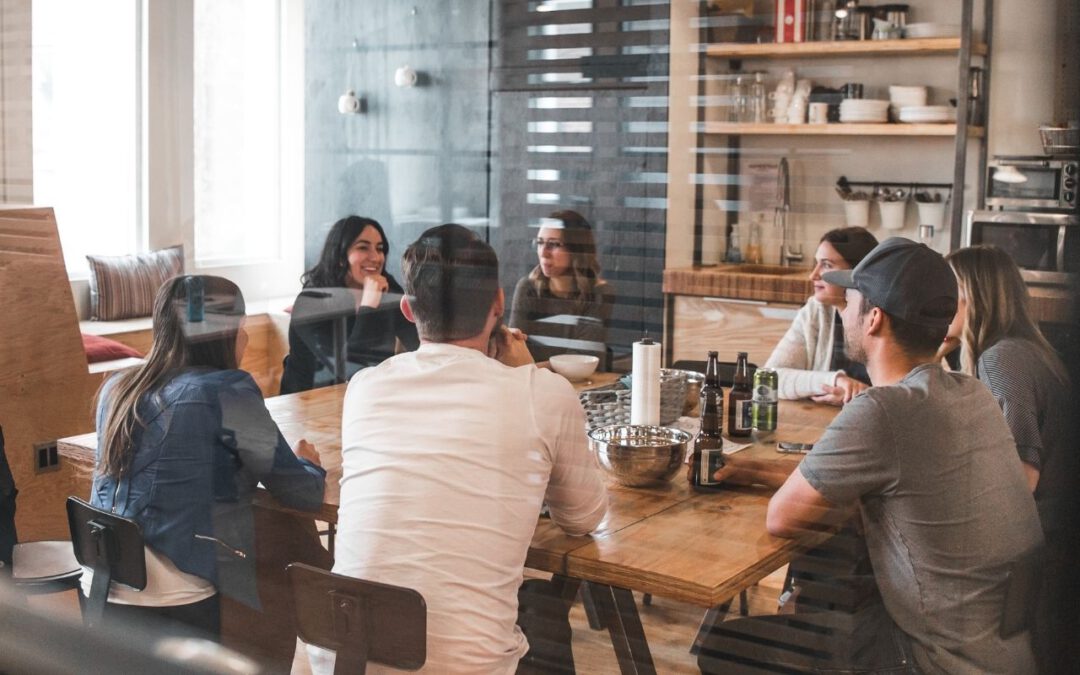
[[985, 157, 1078, 211], [963, 210, 1079, 286]]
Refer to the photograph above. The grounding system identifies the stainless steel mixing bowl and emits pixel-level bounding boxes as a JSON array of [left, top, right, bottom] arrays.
[[587, 424, 692, 487]]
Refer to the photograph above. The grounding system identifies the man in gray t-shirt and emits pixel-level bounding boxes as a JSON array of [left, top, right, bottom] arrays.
[[700, 239, 1043, 675]]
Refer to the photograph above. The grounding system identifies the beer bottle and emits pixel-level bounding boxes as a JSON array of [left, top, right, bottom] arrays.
[[689, 351, 725, 491], [727, 351, 753, 438]]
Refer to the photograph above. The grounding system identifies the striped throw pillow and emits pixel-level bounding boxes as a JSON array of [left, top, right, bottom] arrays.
[[86, 246, 184, 321]]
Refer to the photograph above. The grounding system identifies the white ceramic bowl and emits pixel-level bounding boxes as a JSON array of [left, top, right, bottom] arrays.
[[549, 354, 600, 382]]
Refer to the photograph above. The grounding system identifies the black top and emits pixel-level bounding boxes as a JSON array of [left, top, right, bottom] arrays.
[[279, 278, 420, 395], [830, 313, 871, 385], [508, 276, 615, 363]]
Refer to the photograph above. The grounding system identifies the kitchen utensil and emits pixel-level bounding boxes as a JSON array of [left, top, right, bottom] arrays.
[[855, 6, 875, 39], [882, 3, 908, 30], [672, 369, 706, 416], [588, 424, 692, 487], [548, 354, 599, 382], [1038, 122, 1080, 156], [833, 0, 860, 40], [917, 202, 946, 231], [809, 102, 829, 124], [898, 105, 955, 123], [878, 199, 907, 230], [843, 200, 871, 227]]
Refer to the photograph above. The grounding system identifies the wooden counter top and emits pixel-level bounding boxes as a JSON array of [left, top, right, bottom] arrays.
[[663, 265, 813, 304]]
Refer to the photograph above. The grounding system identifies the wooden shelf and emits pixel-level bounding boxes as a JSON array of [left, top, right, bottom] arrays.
[[704, 37, 987, 59], [701, 122, 984, 137]]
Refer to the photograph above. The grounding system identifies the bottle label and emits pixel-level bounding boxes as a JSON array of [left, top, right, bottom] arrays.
[[736, 399, 754, 431], [698, 447, 725, 486]]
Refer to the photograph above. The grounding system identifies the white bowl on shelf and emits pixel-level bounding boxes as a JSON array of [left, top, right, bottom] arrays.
[[904, 23, 959, 39], [549, 354, 600, 382]]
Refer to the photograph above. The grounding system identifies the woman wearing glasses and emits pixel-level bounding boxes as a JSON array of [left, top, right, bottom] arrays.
[[509, 210, 614, 363], [280, 215, 420, 394]]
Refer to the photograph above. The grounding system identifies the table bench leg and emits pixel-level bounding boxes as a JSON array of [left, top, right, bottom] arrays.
[[690, 599, 733, 656], [586, 583, 656, 675]]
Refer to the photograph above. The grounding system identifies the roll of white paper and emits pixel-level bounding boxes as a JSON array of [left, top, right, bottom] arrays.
[[631, 338, 661, 426]]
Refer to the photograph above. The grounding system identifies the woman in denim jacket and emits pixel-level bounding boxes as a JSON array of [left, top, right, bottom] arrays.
[[87, 275, 326, 640]]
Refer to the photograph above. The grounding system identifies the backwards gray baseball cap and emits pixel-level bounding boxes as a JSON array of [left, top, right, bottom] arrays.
[[822, 237, 958, 328]]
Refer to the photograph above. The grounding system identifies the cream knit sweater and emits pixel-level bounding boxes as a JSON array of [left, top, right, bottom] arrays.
[[764, 296, 844, 400]]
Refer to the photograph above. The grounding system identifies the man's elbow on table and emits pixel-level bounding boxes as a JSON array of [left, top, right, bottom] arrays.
[[765, 469, 835, 539], [553, 493, 609, 537]]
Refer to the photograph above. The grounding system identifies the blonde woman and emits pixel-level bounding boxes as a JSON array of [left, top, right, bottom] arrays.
[[944, 246, 1071, 519], [944, 245, 1076, 674], [88, 275, 325, 639], [509, 210, 614, 362]]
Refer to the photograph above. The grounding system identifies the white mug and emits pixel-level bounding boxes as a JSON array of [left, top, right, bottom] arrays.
[[809, 102, 829, 124], [337, 90, 361, 114]]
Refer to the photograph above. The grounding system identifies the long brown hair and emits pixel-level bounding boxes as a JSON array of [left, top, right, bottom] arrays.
[[528, 209, 604, 303], [946, 246, 1068, 385], [95, 275, 246, 479]]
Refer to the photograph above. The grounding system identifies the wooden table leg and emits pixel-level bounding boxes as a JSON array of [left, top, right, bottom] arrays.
[[689, 599, 733, 656], [586, 583, 656, 675]]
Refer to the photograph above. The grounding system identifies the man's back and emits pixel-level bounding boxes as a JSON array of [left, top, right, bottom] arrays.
[[800, 364, 1043, 674], [332, 343, 607, 674]]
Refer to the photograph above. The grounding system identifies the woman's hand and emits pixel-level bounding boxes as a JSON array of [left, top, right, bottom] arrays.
[[359, 274, 390, 309], [293, 439, 321, 467], [935, 336, 961, 364], [811, 374, 868, 406], [491, 326, 534, 367]]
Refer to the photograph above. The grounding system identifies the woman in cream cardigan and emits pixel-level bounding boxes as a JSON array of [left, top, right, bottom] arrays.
[[764, 227, 878, 404]]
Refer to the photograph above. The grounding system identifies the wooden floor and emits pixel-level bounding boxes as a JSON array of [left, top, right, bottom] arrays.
[[289, 565, 788, 674], [26, 549, 788, 674]]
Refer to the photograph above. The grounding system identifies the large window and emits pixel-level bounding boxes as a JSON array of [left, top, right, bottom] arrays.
[[193, 0, 283, 267], [32, 0, 141, 275]]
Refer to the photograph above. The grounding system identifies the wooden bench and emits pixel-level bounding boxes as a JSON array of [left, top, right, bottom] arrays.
[[80, 304, 292, 398]]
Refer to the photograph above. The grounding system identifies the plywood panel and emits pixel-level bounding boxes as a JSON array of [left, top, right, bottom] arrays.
[[672, 295, 799, 367], [0, 206, 97, 540]]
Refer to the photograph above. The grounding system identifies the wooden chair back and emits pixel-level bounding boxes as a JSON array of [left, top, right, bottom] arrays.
[[287, 562, 426, 675]]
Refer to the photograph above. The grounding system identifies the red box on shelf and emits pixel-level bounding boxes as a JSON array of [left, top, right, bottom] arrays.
[[775, 0, 807, 43]]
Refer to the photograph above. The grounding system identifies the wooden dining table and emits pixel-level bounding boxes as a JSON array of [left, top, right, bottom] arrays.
[[58, 371, 839, 674]]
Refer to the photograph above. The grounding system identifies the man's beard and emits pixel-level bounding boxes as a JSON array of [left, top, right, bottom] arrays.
[[843, 317, 866, 364]]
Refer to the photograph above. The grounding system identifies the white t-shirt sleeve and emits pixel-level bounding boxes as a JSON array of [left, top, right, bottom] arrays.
[[532, 370, 608, 536]]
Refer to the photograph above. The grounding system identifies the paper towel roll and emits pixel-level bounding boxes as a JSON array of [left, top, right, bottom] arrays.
[[631, 338, 661, 426]]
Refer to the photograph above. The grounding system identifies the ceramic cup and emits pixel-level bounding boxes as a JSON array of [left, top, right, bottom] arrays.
[[878, 200, 908, 230], [916, 201, 947, 230], [843, 200, 871, 228], [809, 102, 829, 124]]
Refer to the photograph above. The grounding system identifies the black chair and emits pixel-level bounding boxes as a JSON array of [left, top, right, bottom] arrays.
[[670, 359, 758, 388], [66, 496, 146, 626], [288, 562, 426, 675], [1, 425, 82, 596]]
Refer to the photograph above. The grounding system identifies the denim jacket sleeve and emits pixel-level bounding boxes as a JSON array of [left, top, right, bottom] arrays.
[[217, 373, 326, 512]]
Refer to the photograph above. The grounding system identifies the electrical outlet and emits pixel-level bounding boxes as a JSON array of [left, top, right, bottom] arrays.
[[34, 441, 60, 474]]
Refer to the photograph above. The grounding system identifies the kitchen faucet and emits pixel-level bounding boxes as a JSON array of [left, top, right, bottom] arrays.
[[775, 158, 803, 267]]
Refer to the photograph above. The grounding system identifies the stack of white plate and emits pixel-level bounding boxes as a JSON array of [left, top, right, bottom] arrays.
[[898, 105, 956, 124], [904, 23, 959, 39], [839, 99, 890, 124], [889, 86, 928, 122]]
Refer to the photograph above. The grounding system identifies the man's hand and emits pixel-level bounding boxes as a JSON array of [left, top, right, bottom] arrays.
[[293, 439, 322, 467], [492, 326, 534, 367], [711, 455, 789, 489], [359, 275, 390, 309], [811, 374, 868, 406]]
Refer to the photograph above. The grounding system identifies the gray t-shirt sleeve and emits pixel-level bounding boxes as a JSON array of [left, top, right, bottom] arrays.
[[978, 345, 1043, 470], [799, 394, 898, 505]]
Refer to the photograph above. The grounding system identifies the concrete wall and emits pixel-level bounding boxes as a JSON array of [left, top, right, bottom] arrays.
[[304, 0, 491, 281], [0, 0, 33, 205]]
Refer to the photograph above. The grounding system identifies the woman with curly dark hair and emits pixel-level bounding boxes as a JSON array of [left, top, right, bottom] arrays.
[[280, 215, 419, 394]]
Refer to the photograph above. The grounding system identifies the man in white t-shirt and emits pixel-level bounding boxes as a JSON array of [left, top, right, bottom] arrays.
[[310, 224, 608, 675]]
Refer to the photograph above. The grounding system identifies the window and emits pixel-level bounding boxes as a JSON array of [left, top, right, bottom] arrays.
[[32, 0, 141, 275], [193, 0, 283, 266]]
